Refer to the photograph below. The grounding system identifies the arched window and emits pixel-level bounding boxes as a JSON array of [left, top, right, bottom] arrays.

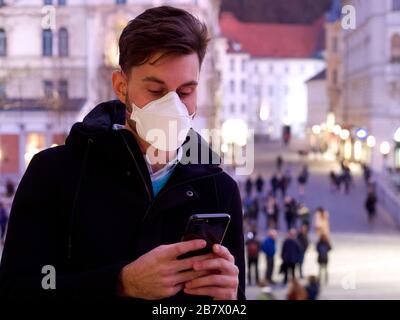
[[393, 0, 400, 11], [0, 29, 6, 56], [58, 27, 68, 57], [43, 29, 53, 57], [391, 33, 400, 63]]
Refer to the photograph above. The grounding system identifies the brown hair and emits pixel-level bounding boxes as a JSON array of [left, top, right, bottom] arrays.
[[118, 6, 210, 74]]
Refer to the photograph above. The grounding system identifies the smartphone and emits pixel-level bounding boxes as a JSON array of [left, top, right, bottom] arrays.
[[178, 213, 231, 259]]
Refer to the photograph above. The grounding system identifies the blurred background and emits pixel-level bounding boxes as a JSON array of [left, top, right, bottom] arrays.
[[0, 0, 399, 300]]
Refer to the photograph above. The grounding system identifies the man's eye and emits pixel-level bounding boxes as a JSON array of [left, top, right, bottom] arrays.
[[148, 90, 163, 95], [178, 91, 191, 97]]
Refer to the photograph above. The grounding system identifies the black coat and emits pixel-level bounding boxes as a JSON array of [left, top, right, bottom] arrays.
[[0, 100, 245, 300]]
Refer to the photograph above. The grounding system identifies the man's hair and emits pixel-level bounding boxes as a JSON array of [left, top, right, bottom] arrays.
[[118, 6, 210, 74]]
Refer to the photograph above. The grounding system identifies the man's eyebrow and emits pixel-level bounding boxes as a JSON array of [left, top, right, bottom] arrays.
[[142, 76, 198, 87]]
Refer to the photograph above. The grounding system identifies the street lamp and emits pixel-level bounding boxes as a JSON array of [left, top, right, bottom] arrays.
[[221, 119, 248, 172], [380, 141, 391, 172], [366, 135, 376, 166], [312, 125, 321, 135], [339, 129, 350, 140], [366, 135, 376, 148]]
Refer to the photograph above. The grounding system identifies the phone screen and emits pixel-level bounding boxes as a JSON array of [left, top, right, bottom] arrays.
[[178, 213, 231, 259]]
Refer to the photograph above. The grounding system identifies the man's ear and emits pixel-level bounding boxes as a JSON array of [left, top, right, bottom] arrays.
[[111, 70, 127, 104]]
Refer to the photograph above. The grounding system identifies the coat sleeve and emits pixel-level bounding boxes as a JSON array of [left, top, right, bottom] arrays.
[[0, 151, 127, 300], [220, 176, 246, 300]]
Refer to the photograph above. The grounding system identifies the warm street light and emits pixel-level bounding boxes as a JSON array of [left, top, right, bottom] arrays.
[[394, 128, 400, 143], [333, 124, 342, 135], [312, 124, 321, 135], [366, 135, 376, 148], [380, 141, 391, 156], [340, 129, 350, 140]]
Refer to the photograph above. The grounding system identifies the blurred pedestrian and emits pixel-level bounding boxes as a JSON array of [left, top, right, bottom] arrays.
[[276, 155, 283, 171], [365, 185, 378, 223], [314, 207, 330, 238], [297, 165, 309, 196], [329, 171, 340, 192], [297, 203, 311, 228], [316, 234, 332, 285], [342, 165, 352, 194], [261, 229, 277, 285], [284, 196, 297, 230], [246, 231, 260, 286], [362, 163, 372, 186], [255, 174, 265, 197], [245, 177, 253, 197], [281, 229, 301, 285], [0, 202, 8, 243], [305, 276, 320, 300], [270, 174, 279, 197], [264, 195, 279, 230], [287, 279, 308, 300], [283, 167, 292, 196], [297, 224, 309, 279]]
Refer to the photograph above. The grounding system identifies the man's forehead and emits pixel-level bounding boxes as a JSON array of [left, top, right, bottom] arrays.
[[130, 52, 199, 85]]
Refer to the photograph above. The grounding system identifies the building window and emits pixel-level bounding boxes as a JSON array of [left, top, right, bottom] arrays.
[[269, 85, 274, 96], [241, 80, 246, 93], [241, 103, 246, 113], [284, 85, 289, 95], [58, 0, 66, 5], [269, 65, 274, 74], [0, 29, 6, 56], [58, 27, 68, 57], [43, 81, 54, 98], [42, 29, 53, 56], [254, 64, 258, 74], [332, 70, 338, 85], [241, 60, 246, 72], [116, 0, 127, 4], [333, 36, 338, 53], [0, 0, 4, 7], [393, 0, 400, 11], [58, 80, 68, 99], [230, 58, 235, 72], [230, 80, 235, 93], [230, 104, 235, 113], [391, 33, 400, 63], [0, 83, 5, 99], [284, 65, 289, 74], [44, 0, 52, 4]]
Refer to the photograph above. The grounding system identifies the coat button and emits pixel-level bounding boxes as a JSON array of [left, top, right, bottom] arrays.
[[126, 171, 131, 176], [186, 190, 194, 197]]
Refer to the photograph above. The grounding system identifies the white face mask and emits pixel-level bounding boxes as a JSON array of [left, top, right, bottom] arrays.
[[128, 91, 195, 152]]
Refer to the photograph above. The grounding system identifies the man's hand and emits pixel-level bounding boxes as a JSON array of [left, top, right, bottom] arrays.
[[118, 239, 213, 300], [183, 244, 239, 300]]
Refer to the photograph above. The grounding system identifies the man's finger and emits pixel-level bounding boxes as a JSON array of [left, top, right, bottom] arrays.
[[173, 253, 216, 272], [171, 270, 210, 285], [213, 244, 235, 263], [185, 274, 235, 289], [184, 287, 236, 299], [193, 258, 238, 275], [160, 240, 207, 260]]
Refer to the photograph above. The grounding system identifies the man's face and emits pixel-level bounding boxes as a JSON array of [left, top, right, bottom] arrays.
[[113, 52, 199, 116]]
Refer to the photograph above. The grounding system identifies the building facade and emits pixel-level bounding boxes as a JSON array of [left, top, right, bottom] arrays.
[[341, 0, 400, 171], [217, 12, 326, 141], [0, 0, 221, 180]]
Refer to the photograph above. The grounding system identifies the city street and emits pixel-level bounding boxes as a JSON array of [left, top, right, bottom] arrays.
[[242, 140, 400, 300]]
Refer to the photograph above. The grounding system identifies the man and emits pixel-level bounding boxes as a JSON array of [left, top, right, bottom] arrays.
[[261, 229, 277, 285], [0, 6, 245, 300], [281, 229, 301, 285]]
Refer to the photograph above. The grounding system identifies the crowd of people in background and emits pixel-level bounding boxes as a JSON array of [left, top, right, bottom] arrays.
[[243, 155, 333, 301], [0, 179, 15, 245]]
